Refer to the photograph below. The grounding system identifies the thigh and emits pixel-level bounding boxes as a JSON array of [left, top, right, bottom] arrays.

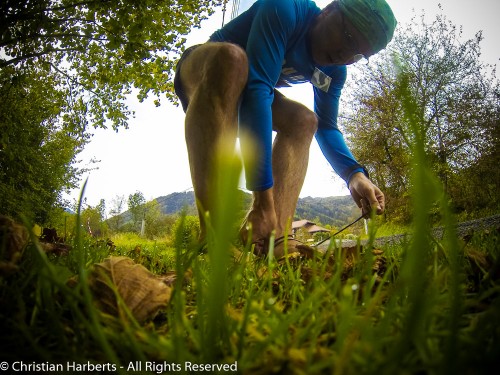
[[178, 42, 248, 104]]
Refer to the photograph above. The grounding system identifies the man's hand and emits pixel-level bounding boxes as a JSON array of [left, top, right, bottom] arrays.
[[348, 172, 385, 216]]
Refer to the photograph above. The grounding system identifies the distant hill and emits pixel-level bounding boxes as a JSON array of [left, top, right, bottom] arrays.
[[295, 195, 360, 227], [156, 191, 198, 216], [117, 190, 359, 227]]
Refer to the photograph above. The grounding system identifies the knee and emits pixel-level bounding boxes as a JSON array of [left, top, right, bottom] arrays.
[[292, 109, 318, 139], [211, 43, 248, 88]]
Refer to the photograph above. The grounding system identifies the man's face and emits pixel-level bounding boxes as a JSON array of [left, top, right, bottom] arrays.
[[309, 4, 373, 66]]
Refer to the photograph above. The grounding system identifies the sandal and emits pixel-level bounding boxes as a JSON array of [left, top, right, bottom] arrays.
[[250, 235, 320, 259], [273, 235, 320, 259]]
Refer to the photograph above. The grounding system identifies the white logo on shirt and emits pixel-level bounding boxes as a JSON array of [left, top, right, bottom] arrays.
[[311, 68, 331, 92]]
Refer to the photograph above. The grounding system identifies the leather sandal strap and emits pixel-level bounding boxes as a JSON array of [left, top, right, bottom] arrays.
[[273, 234, 296, 247]]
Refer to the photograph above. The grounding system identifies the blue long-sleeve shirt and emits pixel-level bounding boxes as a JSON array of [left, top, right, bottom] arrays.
[[209, 0, 363, 191]]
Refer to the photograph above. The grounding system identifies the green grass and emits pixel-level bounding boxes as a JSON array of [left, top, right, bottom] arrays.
[[1, 214, 498, 374], [1, 77, 499, 374], [365, 220, 408, 238], [108, 232, 176, 274]]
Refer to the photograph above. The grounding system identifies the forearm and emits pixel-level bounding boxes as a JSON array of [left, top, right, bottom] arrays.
[[315, 126, 365, 183]]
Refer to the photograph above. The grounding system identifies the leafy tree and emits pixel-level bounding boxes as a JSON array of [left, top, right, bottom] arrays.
[[108, 194, 126, 231], [81, 204, 108, 237], [1, 0, 223, 127], [96, 198, 106, 221], [343, 10, 499, 222], [448, 114, 500, 218], [0, 64, 90, 223], [128, 191, 146, 231], [1, 0, 222, 224], [143, 199, 167, 239]]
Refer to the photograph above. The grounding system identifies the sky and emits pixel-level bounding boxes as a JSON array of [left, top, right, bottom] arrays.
[[68, 0, 499, 211]]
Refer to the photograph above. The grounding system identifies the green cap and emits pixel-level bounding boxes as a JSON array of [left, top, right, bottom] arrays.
[[338, 0, 397, 54]]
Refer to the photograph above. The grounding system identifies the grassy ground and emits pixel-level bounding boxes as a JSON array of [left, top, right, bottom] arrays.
[[0, 210, 499, 374]]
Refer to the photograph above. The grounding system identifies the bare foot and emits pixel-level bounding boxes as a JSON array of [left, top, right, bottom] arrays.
[[239, 207, 276, 255]]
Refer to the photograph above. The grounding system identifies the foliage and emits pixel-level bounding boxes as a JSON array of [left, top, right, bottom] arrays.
[[81, 204, 108, 238], [44, 208, 77, 240], [123, 192, 177, 238], [127, 190, 146, 230], [106, 191, 200, 236], [0, 64, 90, 223], [1, 0, 223, 128], [448, 120, 500, 219], [173, 215, 201, 248], [343, 10, 499, 223], [143, 199, 174, 239], [294, 227, 312, 243], [105, 190, 361, 242], [109, 232, 175, 272], [370, 220, 408, 238], [0, 0, 222, 225], [107, 195, 126, 232]]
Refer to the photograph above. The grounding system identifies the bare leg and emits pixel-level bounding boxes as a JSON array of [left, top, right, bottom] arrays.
[[179, 44, 316, 254], [178, 43, 248, 239], [271, 90, 318, 238], [241, 91, 318, 256]]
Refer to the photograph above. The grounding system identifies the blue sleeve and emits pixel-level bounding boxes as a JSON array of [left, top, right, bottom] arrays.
[[239, 0, 296, 191], [314, 66, 364, 184]]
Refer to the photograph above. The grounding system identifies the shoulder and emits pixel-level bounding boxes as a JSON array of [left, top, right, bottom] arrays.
[[258, 0, 316, 21], [258, 0, 296, 17]]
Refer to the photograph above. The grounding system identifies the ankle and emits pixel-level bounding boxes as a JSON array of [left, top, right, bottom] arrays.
[[240, 190, 278, 242], [252, 189, 274, 209]]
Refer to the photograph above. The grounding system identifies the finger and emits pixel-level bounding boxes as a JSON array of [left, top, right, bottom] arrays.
[[375, 190, 385, 214], [365, 190, 383, 214], [377, 196, 385, 214], [371, 199, 383, 215], [360, 198, 370, 216], [373, 205, 383, 215]]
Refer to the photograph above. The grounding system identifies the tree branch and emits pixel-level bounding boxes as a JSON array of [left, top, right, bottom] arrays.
[[0, 48, 82, 68], [0, 32, 109, 48], [48, 62, 106, 104]]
